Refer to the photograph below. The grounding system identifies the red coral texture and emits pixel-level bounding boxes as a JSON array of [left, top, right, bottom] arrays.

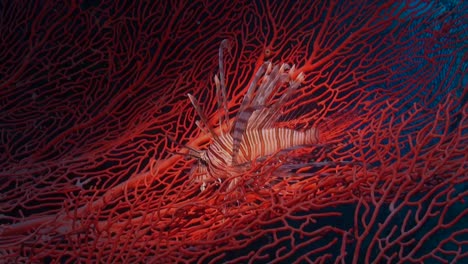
[[0, 0, 466, 263]]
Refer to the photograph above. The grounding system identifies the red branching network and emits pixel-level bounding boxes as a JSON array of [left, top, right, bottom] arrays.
[[0, 0, 466, 263]]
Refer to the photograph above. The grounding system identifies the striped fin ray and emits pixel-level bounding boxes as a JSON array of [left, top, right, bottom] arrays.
[[230, 62, 267, 163], [231, 62, 305, 163], [186, 40, 231, 142], [187, 93, 219, 141], [248, 67, 305, 130], [214, 39, 231, 135]]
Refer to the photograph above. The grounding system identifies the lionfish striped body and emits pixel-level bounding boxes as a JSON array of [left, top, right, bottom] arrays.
[[187, 40, 319, 191]]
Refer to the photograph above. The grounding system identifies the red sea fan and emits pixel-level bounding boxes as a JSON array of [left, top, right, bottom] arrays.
[[0, 0, 466, 263]]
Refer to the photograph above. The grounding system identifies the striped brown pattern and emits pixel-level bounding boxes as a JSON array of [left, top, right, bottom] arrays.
[[188, 40, 310, 191], [195, 127, 319, 186]]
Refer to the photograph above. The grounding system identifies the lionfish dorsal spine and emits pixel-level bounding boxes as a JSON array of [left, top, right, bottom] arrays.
[[187, 93, 219, 141], [215, 39, 231, 135], [230, 60, 305, 164]]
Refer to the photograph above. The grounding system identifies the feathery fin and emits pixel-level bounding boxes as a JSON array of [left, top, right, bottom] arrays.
[[216, 39, 231, 134], [230, 62, 304, 164], [231, 63, 267, 163]]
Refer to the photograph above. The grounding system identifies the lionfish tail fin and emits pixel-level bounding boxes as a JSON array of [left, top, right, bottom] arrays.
[[317, 108, 361, 144]]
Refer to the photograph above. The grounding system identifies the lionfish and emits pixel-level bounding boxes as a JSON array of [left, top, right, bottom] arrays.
[[185, 40, 326, 192]]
